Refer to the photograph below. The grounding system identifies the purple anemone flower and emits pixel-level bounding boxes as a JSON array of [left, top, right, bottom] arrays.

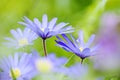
[[56, 30, 99, 61], [31, 51, 67, 74], [19, 14, 74, 40], [4, 28, 38, 49], [0, 53, 35, 80]]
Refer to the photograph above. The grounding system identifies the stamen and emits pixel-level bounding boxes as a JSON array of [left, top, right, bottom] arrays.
[[10, 68, 21, 79], [79, 47, 83, 52], [41, 28, 45, 32], [18, 38, 28, 46]]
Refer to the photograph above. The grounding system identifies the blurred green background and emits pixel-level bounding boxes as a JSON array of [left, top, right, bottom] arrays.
[[0, 0, 120, 79]]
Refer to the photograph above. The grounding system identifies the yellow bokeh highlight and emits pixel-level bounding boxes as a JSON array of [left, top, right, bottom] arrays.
[[41, 28, 45, 32], [35, 59, 53, 73], [10, 68, 21, 79], [18, 38, 29, 47], [79, 47, 84, 52]]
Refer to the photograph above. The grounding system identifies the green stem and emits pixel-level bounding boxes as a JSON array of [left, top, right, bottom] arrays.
[[22, 46, 26, 52], [81, 59, 84, 64], [42, 39, 47, 57], [64, 54, 75, 66]]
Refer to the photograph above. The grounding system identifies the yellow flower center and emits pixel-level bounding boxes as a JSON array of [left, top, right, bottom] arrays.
[[10, 68, 21, 79], [41, 28, 45, 32], [18, 38, 28, 46], [79, 47, 84, 52], [35, 59, 53, 73]]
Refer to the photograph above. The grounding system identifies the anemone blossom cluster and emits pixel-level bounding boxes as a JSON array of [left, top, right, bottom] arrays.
[[0, 14, 99, 80]]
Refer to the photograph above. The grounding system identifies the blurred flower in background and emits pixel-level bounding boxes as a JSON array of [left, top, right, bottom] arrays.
[[67, 63, 88, 80], [4, 28, 38, 49], [93, 12, 120, 71], [31, 51, 72, 80], [32, 51, 68, 74], [0, 53, 35, 80]]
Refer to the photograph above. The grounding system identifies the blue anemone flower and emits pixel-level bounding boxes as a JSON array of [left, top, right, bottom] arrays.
[[56, 30, 99, 61], [31, 51, 67, 74], [0, 53, 35, 80], [4, 28, 38, 49], [19, 14, 74, 40]]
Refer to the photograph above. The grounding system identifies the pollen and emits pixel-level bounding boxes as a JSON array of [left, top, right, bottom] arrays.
[[41, 28, 45, 32], [10, 68, 21, 79], [79, 47, 83, 52], [18, 38, 28, 46], [35, 59, 53, 73]]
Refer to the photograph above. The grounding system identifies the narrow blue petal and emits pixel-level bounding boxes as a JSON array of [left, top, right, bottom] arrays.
[[91, 44, 100, 52], [70, 34, 78, 47], [61, 34, 76, 48], [42, 14, 48, 29], [85, 34, 95, 47], [56, 36, 62, 41], [16, 28, 23, 38], [10, 30, 19, 40], [78, 30, 85, 47], [33, 18, 42, 28], [0, 72, 10, 80], [81, 48, 91, 58], [55, 40, 72, 52], [4, 37, 16, 43], [14, 53, 19, 67], [48, 18, 57, 30], [58, 26, 74, 34], [54, 22, 68, 31], [23, 16, 34, 26]]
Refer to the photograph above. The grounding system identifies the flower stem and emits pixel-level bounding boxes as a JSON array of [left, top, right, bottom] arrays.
[[64, 54, 75, 66], [42, 39, 47, 57], [81, 59, 84, 64], [22, 46, 26, 52]]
